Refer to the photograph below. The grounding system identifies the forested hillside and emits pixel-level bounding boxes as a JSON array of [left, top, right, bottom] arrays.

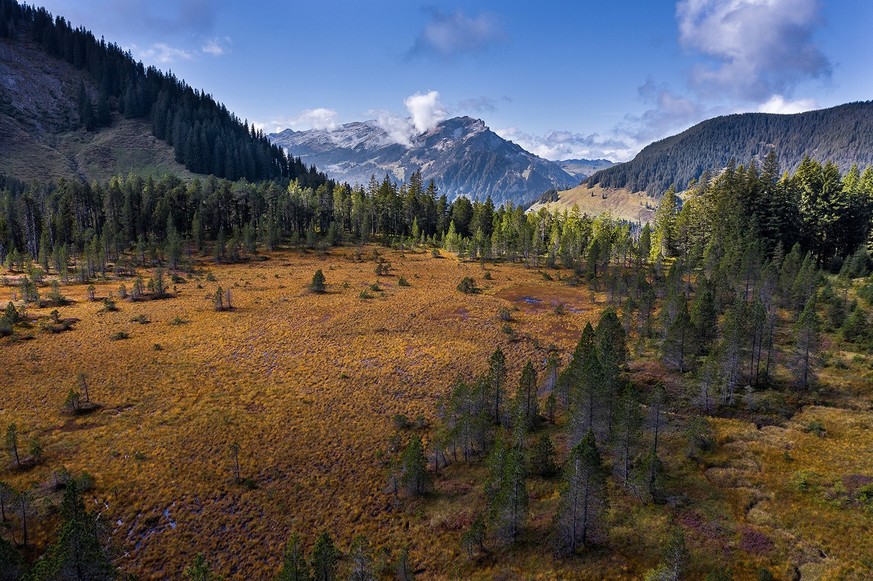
[[0, 0, 326, 185], [587, 102, 873, 195]]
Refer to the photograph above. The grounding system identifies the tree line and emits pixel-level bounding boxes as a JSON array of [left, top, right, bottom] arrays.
[[1, 151, 870, 281]]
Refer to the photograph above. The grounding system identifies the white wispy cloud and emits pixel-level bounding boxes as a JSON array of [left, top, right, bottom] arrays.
[[754, 95, 818, 114], [263, 108, 341, 134], [409, 9, 505, 58], [677, 0, 831, 101], [495, 126, 637, 163], [201, 36, 232, 57], [615, 0, 829, 153], [130, 43, 195, 64]]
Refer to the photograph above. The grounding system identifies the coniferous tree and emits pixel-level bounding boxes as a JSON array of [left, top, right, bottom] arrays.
[[183, 554, 222, 580], [595, 307, 627, 435], [514, 360, 538, 430], [485, 437, 528, 545], [5, 424, 20, 469], [612, 384, 643, 488], [662, 294, 695, 372], [643, 384, 667, 503], [488, 347, 507, 426], [400, 436, 431, 497], [276, 533, 309, 581], [27, 476, 117, 580], [348, 535, 375, 581], [568, 323, 604, 444], [793, 297, 820, 389], [311, 532, 338, 581], [530, 433, 557, 478], [691, 278, 718, 354], [309, 270, 326, 294], [554, 430, 609, 555], [0, 533, 22, 581]]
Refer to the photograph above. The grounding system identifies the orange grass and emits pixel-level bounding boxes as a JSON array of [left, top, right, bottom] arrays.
[[0, 247, 598, 579]]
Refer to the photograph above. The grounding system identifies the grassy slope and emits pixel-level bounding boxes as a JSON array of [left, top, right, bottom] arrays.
[[0, 37, 193, 183], [528, 183, 659, 223]]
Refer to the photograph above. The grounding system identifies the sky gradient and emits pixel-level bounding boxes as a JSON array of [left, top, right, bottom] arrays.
[[32, 0, 873, 161]]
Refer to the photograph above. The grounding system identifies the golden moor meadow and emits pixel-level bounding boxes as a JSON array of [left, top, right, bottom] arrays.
[[1, 245, 872, 580]]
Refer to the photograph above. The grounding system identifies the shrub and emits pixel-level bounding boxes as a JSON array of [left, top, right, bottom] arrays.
[[398, 276, 410, 287], [792, 470, 817, 492], [101, 297, 118, 312], [393, 414, 412, 430], [64, 388, 83, 413], [110, 331, 129, 341], [804, 420, 826, 438], [431, 248, 441, 258], [359, 290, 373, 300], [457, 277, 477, 294], [4, 302, 20, 325], [310, 269, 326, 293], [497, 306, 512, 321]]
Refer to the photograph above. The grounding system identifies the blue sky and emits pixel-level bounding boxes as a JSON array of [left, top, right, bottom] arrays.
[[33, 0, 873, 161]]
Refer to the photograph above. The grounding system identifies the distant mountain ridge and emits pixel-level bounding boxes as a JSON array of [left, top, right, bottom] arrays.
[[587, 101, 873, 196], [270, 116, 580, 206], [559, 158, 615, 180]]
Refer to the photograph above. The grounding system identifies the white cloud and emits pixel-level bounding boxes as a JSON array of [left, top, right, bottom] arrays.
[[614, 1, 831, 152], [495, 127, 636, 163], [677, 0, 830, 101], [262, 108, 341, 134], [202, 36, 232, 57], [410, 9, 505, 58], [404, 91, 447, 133], [755, 95, 817, 114], [130, 43, 194, 64], [372, 110, 414, 147]]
